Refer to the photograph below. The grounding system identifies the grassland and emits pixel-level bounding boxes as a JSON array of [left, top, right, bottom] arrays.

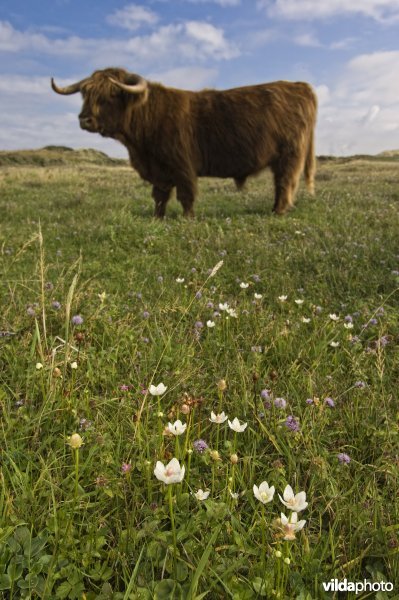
[[0, 148, 398, 599]]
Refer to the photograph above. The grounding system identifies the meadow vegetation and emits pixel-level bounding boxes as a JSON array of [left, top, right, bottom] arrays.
[[0, 148, 398, 599]]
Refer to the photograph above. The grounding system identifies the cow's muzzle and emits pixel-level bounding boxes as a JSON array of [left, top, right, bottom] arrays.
[[79, 117, 96, 132]]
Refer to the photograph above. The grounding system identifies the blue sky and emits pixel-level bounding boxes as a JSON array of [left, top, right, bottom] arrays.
[[1, 0, 398, 156]]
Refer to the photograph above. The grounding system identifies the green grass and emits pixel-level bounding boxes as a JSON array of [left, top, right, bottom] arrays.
[[0, 150, 398, 599]]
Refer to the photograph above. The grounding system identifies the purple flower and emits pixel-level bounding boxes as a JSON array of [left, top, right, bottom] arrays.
[[71, 315, 83, 326], [337, 452, 351, 464], [315, 306, 323, 314], [195, 291, 202, 299], [142, 311, 150, 319], [121, 462, 132, 474], [252, 274, 261, 282], [119, 385, 130, 391], [195, 321, 204, 329], [274, 397, 287, 409], [306, 398, 314, 405], [52, 301, 61, 310], [206, 302, 214, 309], [284, 415, 300, 432], [79, 418, 93, 430], [45, 282, 54, 291], [324, 397, 335, 408], [344, 315, 353, 323], [369, 318, 378, 326], [26, 306, 36, 317], [350, 335, 360, 344], [377, 335, 390, 348], [193, 439, 209, 454], [260, 389, 271, 401], [157, 275, 164, 283]]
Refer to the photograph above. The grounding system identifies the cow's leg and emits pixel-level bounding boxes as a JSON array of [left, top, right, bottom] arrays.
[[152, 185, 172, 219], [176, 178, 197, 218], [272, 156, 303, 215], [234, 177, 247, 191]]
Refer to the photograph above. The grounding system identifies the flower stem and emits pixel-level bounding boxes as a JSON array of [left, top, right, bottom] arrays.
[[168, 485, 177, 580]]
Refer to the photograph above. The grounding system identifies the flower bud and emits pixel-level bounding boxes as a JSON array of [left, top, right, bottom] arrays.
[[36, 362, 43, 370], [68, 433, 83, 449], [181, 403, 190, 415], [210, 450, 221, 461], [284, 557, 291, 565], [53, 367, 62, 378], [217, 379, 227, 392], [230, 453, 239, 464], [275, 550, 282, 558]]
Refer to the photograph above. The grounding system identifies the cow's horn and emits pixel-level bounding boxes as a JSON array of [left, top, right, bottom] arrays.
[[51, 77, 87, 95], [109, 76, 147, 95]]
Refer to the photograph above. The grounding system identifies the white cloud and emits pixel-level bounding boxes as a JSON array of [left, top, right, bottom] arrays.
[[294, 32, 321, 47], [186, 0, 241, 6], [107, 5, 159, 31], [316, 51, 399, 155], [0, 19, 239, 66], [257, 0, 399, 22], [148, 66, 218, 88]]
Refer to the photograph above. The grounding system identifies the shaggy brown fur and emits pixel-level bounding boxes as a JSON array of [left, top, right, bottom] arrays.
[[52, 68, 317, 217]]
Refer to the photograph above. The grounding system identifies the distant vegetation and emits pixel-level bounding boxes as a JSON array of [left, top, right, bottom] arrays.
[[0, 150, 398, 599], [0, 146, 127, 167]]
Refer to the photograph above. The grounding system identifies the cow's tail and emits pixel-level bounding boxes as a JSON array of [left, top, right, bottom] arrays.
[[304, 129, 315, 195]]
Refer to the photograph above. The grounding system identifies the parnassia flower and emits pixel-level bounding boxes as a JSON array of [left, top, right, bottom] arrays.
[[193, 489, 210, 500], [228, 417, 248, 433], [176, 277, 185, 283], [329, 313, 339, 321], [167, 419, 187, 436], [279, 512, 306, 540], [254, 293, 263, 299], [154, 458, 185, 484], [207, 320, 215, 328], [253, 481, 275, 504], [210, 411, 228, 423], [149, 383, 167, 396], [240, 282, 249, 289], [279, 485, 308, 512], [278, 295, 288, 302]]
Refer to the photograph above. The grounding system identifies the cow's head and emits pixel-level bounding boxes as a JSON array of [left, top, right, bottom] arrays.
[[51, 68, 148, 137]]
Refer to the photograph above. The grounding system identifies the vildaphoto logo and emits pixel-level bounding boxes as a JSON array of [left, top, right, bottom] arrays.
[[322, 579, 394, 594]]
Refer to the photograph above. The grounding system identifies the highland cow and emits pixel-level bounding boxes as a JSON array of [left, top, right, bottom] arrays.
[[51, 68, 317, 217]]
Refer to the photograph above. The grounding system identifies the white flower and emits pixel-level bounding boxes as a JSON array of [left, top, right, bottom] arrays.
[[35, 362, 43, 370], [167, 419, 187, 436], [301, 317, 311, 323], [176, 277, 185, 283], [207, 320, 215, 328], [210, 411, 228, 424], [295, 299, 304, 305], [278, 295, 288, 302], [229, 490, 240, 500], [219, 302, 229, 311], [279, 485, 308, 512], [253, 481, 275, 504], [149, 383, 167, 396], [254, 293, 263, 299], [280, 512, 306, 540], [70, 361, 78, 370], [154, 458, 185, 484], [194, 489, 210, 500], [98, 291, 106, 302], [329, 313, 339, 321], [344, 322, 354, 329], [240, 282, 249, 289], [330, 341, 340, 348], [228, 417, 248, 433], [226, 307, 238, 318]]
